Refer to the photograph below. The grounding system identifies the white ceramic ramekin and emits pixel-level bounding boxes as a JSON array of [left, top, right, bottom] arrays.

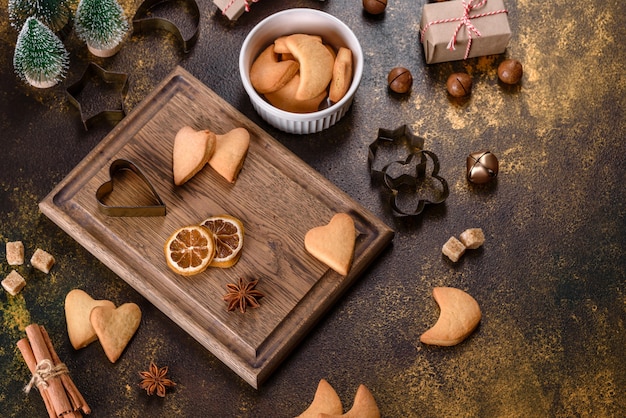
[[239, 8, 363, 135]]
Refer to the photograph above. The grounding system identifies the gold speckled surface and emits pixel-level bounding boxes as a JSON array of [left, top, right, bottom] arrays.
[[1, 0, 625, 416]]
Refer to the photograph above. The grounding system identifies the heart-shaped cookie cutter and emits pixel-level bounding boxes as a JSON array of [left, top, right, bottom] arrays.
[[132, 0, 201, 54], [96, 159, 166, 217], [381, 150, 449, 218]]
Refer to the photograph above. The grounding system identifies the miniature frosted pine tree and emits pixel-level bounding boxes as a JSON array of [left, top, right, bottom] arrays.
[[13, 17, 70, 88], [74, 0, 129, 58], [8, 0, 72, 33]]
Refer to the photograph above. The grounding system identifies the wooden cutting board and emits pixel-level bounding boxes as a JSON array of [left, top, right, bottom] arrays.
[[40, 66, 394, 388]]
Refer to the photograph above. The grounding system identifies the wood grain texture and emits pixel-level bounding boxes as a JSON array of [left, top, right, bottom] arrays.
[[40, 66, 394, 388]]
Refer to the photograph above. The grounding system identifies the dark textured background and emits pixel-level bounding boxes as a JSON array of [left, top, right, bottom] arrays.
[[1, 0, 625, 416]]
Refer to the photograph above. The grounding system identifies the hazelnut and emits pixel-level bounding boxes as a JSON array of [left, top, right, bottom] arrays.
[[446, 73, 473, 97], [363, 0, 387, 15], [497, 59, 523, 84], [387, 67, 413, 94]]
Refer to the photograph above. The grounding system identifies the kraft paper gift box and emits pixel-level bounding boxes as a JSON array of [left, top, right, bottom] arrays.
[[420, 0, 512, 64], [214, 0, 255, 20]]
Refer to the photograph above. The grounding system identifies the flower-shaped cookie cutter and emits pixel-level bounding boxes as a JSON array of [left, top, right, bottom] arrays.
[[132, 0, 201, 54], [368, 124, 426, 183], [381, 150, 449, 217], [66, 62, 129, 130], [96, 159, 166, 217], [369, 125, 448, 218]]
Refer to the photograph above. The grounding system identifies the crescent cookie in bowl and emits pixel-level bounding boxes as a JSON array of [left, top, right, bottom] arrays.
[[249, 43, 299, 94], [282, 34, 335, 101], [265, 74, 327, 114], [248, 33, 353, 113], [329, 47, 353, 103]]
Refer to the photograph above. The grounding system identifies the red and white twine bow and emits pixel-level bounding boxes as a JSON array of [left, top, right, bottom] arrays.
[[223, 0, 259, 15], [420, 0, 508, 60]]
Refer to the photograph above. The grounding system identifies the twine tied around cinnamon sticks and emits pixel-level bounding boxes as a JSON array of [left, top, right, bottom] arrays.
[[18, 324, 90, 417], [420, 0, 508, 60], [24, 359, 69, 393]]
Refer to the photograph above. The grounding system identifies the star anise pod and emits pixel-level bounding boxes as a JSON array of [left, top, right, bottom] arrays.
[[139, 362, 176, 397], [223, 277, 264, 313]]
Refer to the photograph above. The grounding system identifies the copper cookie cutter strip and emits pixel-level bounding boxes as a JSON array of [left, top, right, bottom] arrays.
[[66, 62, 129, 131], [132, 0, 201, 54], [96, 159, 166, 217], [381, 150, 449, 218]]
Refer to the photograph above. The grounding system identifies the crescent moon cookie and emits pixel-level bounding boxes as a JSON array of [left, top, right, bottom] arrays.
[[265, 74, 327, 113], [249, 43, 300, 94], [420, 287, 482, 346], [273, 34, 323, 54], [329, 47, 353, 103], [282, 34, 335, 101]]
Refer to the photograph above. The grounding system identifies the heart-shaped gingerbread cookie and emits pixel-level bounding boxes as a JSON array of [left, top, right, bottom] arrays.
[[318, 384, 380, 418], [296, 379, 343, 417], [173, 125, 216, 186], [65, 289, 116, 350], [90, 302, 142, 363], [304, 213, 356, 276], [208, 127, 250, 183]]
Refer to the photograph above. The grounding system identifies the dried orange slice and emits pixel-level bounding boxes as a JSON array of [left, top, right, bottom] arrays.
[[200, 215, 244, 268], [164, 225, 215, 276]]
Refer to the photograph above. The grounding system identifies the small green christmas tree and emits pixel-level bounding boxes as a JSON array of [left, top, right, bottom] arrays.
[[74, 0, 129, 57], [13, 17, 70, 88], [8, 0, 72, 33]]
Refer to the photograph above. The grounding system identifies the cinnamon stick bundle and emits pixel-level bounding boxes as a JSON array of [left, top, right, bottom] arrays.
[[17, 324, 90, 417]]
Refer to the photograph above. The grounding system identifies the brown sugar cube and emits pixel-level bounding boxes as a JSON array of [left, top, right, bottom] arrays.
[[31, 248, 55, 273], [442, 236, 466, 262], [6, 241, 25, 265], [2, 270, 26, 296], [459, 228, 485, 250]]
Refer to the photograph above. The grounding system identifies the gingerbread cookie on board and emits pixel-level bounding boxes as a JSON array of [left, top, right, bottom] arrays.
[[304, 213, 356, 276]]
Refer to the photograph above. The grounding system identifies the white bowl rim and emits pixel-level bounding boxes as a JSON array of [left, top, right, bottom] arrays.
[[239, 8, 364, 122]]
